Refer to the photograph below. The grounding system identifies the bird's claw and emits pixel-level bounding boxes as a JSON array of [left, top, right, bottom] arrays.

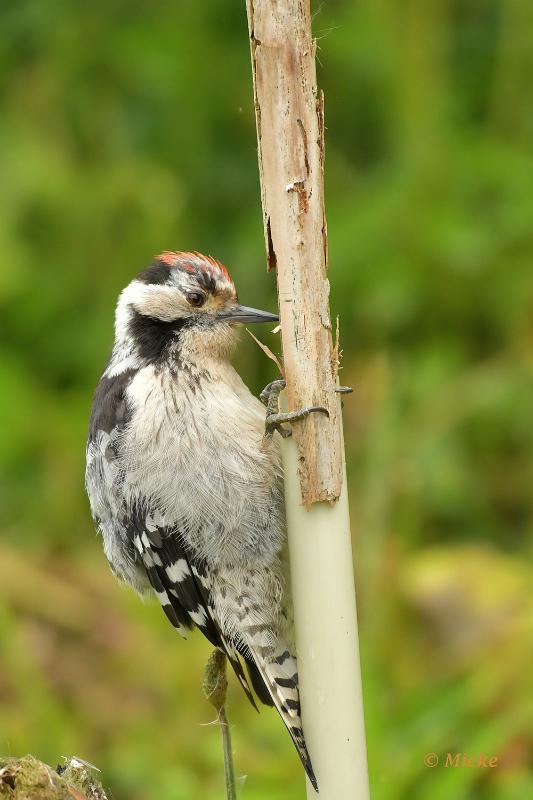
[[261, 379, 329, 439], [260, 379, 286, 408], [265, 406, 329, 438]]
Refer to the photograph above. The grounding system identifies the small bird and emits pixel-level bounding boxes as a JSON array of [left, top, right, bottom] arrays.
[[86, 251, 318, 788]]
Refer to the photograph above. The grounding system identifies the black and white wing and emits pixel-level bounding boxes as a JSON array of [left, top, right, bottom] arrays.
[[86, 369, 146, 590], [129, 504, 258, 708]]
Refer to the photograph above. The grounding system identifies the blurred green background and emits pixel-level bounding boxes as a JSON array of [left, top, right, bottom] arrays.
[[1, 1, 533, 798]]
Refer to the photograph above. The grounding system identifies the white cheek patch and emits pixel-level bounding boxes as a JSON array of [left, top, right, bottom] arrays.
[[118, 280, 190, 322], [134, 285, 189, 321]]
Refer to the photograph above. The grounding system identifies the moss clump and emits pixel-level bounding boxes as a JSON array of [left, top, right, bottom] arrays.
[[0, 756, 108, 800]]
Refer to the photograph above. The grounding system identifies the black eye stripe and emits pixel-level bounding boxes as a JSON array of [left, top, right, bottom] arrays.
[[127, 309, 187, 362]]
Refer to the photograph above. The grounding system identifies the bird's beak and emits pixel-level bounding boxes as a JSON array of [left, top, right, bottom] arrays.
[[218, 304, 279, 324]]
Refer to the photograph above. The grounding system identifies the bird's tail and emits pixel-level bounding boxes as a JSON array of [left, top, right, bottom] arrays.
[[242, 630, 317, 791]]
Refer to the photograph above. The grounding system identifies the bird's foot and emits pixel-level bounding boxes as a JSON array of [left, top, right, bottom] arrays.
[[260, 379, 286, 408], [260, 379, 329, 439]]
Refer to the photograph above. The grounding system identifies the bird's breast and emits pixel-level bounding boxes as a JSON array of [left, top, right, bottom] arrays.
[[121, 364, 285, 565]]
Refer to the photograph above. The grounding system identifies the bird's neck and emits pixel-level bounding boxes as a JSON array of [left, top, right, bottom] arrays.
[[106, 307, 237, 378]]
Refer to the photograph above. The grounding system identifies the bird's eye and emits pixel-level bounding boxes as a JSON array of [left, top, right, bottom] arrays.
[[186, 292, 205, 308]]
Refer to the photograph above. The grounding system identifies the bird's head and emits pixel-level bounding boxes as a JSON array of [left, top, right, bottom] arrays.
[[114, 251, 278, 364]]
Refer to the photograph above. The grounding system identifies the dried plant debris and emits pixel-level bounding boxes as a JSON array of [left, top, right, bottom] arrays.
[[58, 759, 107, 800], [0, 756, 108, 800], [246, 328, 285, 378]]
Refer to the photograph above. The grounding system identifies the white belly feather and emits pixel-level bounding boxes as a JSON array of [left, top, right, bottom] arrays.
[[121, 364, 285, 568]]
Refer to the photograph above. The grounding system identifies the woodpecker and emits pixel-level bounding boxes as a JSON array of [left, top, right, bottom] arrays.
[[86, 251, 318, 789]]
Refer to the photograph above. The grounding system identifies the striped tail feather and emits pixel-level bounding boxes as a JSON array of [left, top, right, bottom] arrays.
[[242, 629, 317, 791]]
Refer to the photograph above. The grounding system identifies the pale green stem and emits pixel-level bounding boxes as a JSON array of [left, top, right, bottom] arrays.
[[219, 706, 237, 800], [203, 649, 237, 800]]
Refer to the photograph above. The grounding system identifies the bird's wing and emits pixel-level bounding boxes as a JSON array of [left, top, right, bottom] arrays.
[[129, 503, 258, 709], [86, 368, 146, 588]]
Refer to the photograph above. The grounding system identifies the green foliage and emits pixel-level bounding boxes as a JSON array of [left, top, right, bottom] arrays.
[[1, 1, 532, 798]]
